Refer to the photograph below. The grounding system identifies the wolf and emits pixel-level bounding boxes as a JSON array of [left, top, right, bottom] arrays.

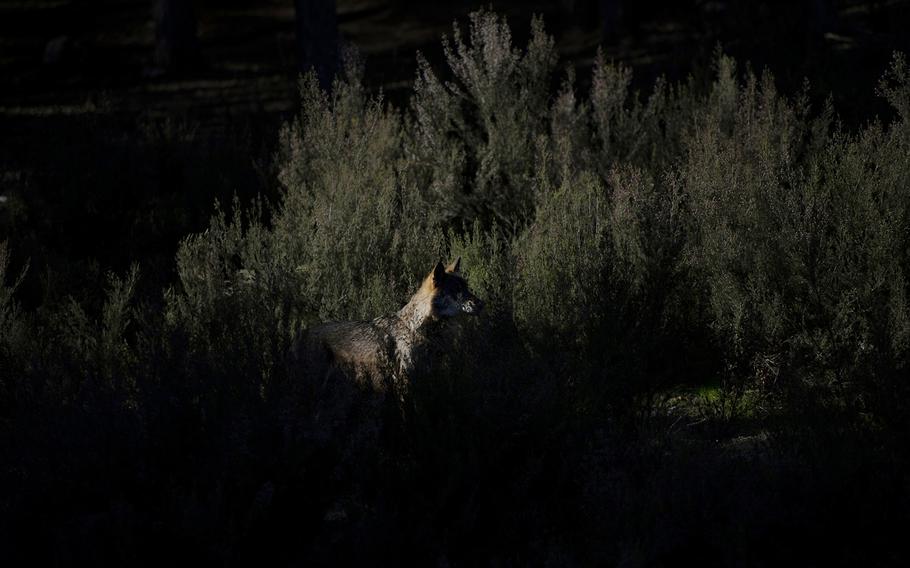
[[294, 257, 483, 396], [287, 259, 481, 525]]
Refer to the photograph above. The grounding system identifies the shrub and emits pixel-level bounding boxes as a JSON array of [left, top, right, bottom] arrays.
[[407, 10, 557, 231], [681, 52, 910, 429], [0, 242, 27, 359]]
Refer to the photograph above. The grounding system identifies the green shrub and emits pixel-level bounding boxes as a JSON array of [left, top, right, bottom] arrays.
[[681, 53, 910, 425], [274, 72, 445, 321], [0, 242, 27, 358], [589, 51, 695, 175], [515, 167, 611, 348], [407, 10, 557, 231]]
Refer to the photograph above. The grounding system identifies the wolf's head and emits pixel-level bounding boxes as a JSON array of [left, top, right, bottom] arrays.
[[425, 257, 484, 318]]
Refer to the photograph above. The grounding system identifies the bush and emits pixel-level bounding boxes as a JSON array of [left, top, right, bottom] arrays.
[[408, 11, 556, 231], [681, 52, 910, 430]]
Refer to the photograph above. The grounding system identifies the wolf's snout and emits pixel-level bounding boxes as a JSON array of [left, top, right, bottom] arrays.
[[463, 297, 484, 315]]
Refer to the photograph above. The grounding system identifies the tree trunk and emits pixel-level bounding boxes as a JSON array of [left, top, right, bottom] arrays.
[[153, 0, 199, 73], [295, 0, 339, 91], [599, 0, 623, 42], [808, 0, 833, 37]]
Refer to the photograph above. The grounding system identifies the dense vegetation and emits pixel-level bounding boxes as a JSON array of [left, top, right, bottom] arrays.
[[2, 10, 910, 565]]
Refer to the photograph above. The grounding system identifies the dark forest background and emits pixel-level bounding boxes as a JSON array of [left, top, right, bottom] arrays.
[[2, 1, 910, 566]]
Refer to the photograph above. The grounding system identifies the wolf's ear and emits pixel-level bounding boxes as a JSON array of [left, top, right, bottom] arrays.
[[432, 261, 446, 286], [446, 256, 461, 273]]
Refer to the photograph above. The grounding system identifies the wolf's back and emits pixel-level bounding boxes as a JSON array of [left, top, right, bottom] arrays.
[[298, 318, 396, 390]]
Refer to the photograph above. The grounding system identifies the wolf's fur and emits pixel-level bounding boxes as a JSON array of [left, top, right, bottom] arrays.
[[294, 258, 483, 395]]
